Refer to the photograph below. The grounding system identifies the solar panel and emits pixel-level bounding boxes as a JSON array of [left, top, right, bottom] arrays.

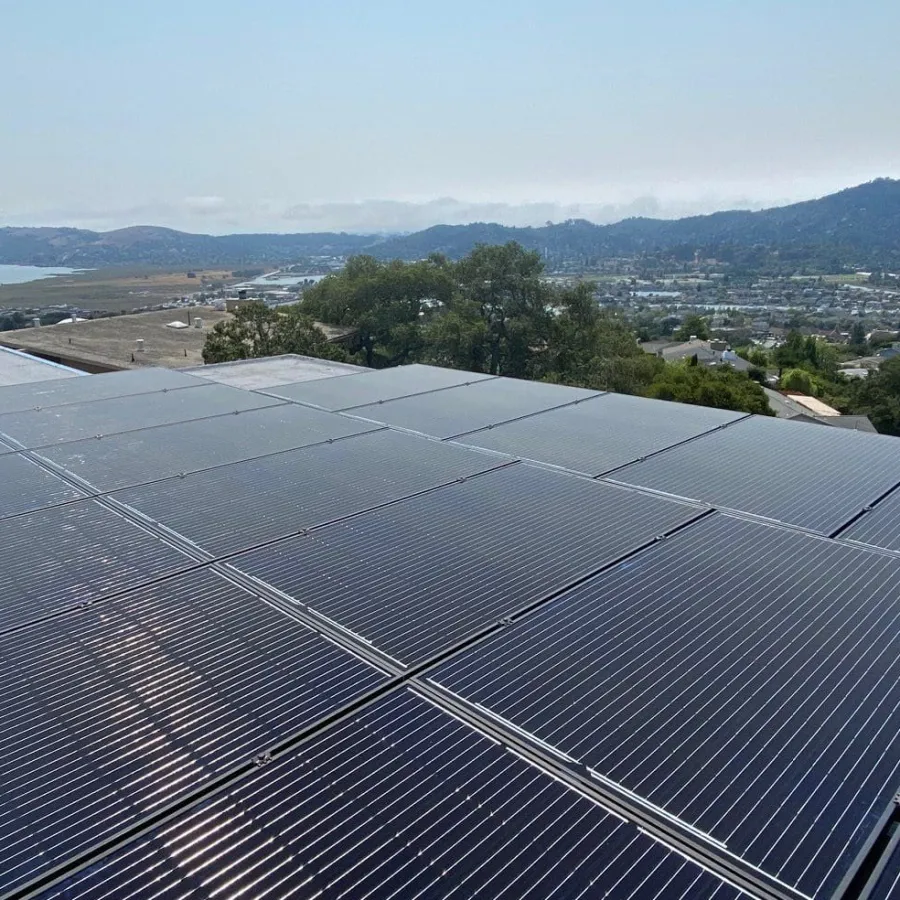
[[0, 382, 284, 449], [264, 362, 495, 410], [233, 464, 700, 663], [841, 487, 900, 552], [112, 429, 508, 555], [0, 568, 385, 895], [432, 513, 900, 898], [347, 376, 601, 439], [454, 392, 744, 475], [37, 690, 742, 900], [0, 367, 205, 416], [0, 500, 195, 632], [35, 403, 381, 491], [609, 414, 900, 534], [0, 452, 86, 518]]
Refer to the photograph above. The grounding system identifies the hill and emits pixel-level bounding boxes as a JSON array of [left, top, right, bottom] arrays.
[[2, 179, 899, 271]]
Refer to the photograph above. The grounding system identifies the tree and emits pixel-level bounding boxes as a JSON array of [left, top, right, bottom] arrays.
[[301, 255, 454, 368], [202, 302, 347, 364], [674, 314, 710, 341], [845, 356, 900, 435], [454, 243, 553, 377], [647, 362, 772, 415]]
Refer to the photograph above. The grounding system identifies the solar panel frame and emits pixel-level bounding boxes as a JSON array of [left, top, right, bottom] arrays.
[[841, 486, 900, 552], [453, 392, 745, 476], [263, 362, 496, 410], [608, 413, 900, 534], [0, 367, 207, 416], [0, 500, 196, 632], [34, 403, 382, 491], [0, 382, 285, 449], [111, 429, 511, 556], [35, 690, 743, 900], [232, 464, 702, 664], [346, 376, 602, 439], [432, 513, 900, 899], [0, 568, 385, 895], [0, 452, 87, 518]]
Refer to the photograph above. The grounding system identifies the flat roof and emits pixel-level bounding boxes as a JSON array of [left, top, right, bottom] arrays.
[[0, 308, 231, 372], [784, 392, 842, 416], [187, 354, 365, 390], [0, 345, 82, 387]]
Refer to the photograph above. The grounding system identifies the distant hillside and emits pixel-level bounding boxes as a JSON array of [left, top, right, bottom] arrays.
[[2, 179, 899, 271]]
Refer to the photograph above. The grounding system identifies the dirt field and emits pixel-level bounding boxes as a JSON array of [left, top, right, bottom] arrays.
[[0, 267, 238, 314]]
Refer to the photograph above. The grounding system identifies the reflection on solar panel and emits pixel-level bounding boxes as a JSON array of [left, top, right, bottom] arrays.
[[265, 362, 495, 409], [0, 500, 193, 631], [609, 414, 900, 533], [348, 376, 601, 438], [455, 392, 743, 475], [841, 487, 900, 552], [39, 690, 742, 900], [0, 452, 86, 518], [35, 403, 381, 491], [433, 514, 900, 898], [0, 367, 205, 416], [112, 429, 507, 555], [0, 568, 384, 895], [0, 382, 284, 449], [234, 464, 700, 663]]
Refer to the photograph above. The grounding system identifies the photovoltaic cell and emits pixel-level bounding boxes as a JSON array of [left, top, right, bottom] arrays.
[[264, 362, 495, 410], [433, 513, 900, 898], [233, 464, 700, 663], [0, 452, 86, 518], [35, 403, 381, 491], [609, 413, 900, 533], [0, 500, 194, 632], [112, 429, 507, 555], [0, 569, 384, 895], [348, 376, 601, 439], [454, 392, 743, 475], [38, 690, 742, 900], [0, 382, 284, 449], [0, 367, 205, 416], [841, 487, 900, 552]]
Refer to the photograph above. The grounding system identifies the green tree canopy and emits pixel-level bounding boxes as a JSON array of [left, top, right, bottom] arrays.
[[647, 362, 772, 415], [202, 302, 347, 364], [674, 314, 710, 341]]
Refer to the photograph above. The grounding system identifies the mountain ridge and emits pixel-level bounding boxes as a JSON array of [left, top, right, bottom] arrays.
[[2, 179, 898, 271]]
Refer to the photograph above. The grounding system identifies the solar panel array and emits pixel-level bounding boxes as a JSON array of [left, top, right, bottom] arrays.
[[1, 362, 898, 900]]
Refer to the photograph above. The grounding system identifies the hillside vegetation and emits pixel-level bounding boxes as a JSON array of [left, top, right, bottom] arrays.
[[4, 180, 899, 272]]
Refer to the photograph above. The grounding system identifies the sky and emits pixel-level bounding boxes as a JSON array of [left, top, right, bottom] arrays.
[[2, 0, 899, 234]]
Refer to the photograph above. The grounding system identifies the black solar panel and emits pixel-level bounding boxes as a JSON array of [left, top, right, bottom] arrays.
[[233, 464, 700, 663], [455, 392, 744, 475], [0, 382, 284, 449], [841, 487, 900, 552], [37, 690, 742, 900], [112, 429, 508, 555], [265, 362, 495, 409], [0, 500, 194, 632], [35, 403, 381, 491], [609, 414, 900, 533], [0, 452, 86, 518], [0, 568, 384, 895], [433, 513, 900, 898], [0, 367, 205, 416], [348, 376, 601, 439]]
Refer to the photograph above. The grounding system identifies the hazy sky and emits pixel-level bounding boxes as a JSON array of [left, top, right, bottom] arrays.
[[3, 0, 899, 233]]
